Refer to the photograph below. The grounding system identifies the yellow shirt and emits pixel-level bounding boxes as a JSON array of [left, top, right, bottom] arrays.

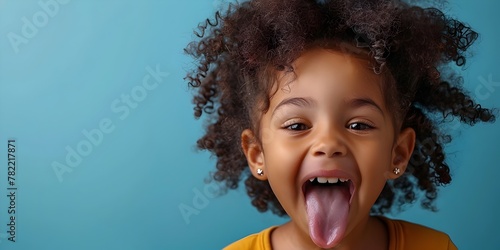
[[223, 217, 457, 250]]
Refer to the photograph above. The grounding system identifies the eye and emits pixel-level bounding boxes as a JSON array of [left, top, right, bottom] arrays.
[[284, 123, 310, 131], [348, 122, 374, 131]]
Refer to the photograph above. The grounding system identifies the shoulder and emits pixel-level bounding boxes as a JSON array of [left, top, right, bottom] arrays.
[[379, 217, 457, 250], [223, 226, 277, 250]]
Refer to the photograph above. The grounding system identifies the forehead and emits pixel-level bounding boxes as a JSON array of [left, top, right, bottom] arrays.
[[294, 48, 376, 80], [272, 48, 385, 104]]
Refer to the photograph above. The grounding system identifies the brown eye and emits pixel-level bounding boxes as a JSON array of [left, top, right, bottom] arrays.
[[286, 123, 309, 131], [348, 122, 373, 131]]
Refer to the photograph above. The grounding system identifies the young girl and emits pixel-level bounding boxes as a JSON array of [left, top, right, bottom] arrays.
[[185, 0, 495, 249]]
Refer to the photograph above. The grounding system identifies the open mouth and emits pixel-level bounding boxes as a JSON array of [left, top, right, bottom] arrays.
[[303, 177, 354, 202], [302, 176, 355, 248]]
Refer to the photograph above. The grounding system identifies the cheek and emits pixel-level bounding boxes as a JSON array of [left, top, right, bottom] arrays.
[[358, 144, 392, 173], [355, 141, 393, 198], [351, 138, 390, 168], [263, 137, 304, 180], [261, 136, 305, 205]]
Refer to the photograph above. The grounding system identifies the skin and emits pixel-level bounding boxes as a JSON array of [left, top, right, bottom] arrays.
[[241, 48, 416, 250]]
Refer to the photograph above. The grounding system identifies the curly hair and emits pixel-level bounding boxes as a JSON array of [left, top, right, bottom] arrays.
[[185, 0, 495, 216]]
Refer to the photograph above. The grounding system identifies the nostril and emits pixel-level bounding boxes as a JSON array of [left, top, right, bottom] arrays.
[[314, 150, 343, 157], [314, 151, 327, 157], [311, 135, 347, 157], [331, 151, 343, 157]]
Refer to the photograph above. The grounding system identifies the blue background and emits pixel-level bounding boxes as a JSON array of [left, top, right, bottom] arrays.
[[0, 0, 498, 249]]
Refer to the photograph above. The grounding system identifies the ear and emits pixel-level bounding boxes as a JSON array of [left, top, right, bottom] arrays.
[[241, 129, 267, 180], [388, 127, 416, 179]]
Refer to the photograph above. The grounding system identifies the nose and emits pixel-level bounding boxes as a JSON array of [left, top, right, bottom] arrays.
[[311, 126, 347, 158]]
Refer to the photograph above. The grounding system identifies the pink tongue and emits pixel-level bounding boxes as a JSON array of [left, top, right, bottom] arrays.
[[305, 185, 350, 248]]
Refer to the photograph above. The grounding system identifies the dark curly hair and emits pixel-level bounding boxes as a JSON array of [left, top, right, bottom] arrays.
[[184, 0, 495, 216]]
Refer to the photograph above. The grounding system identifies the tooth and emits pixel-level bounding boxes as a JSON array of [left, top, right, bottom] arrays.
[[317, 177, 327, 184], [327, 177, 339, 184], [339, 178, 348, 182], [309, 178, 315, 182]]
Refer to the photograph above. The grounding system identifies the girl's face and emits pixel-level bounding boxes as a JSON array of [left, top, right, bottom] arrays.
[[242, 48, 415, 248]]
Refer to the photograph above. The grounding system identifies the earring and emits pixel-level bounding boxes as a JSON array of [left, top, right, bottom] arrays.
[[257, 168, 264, 176], [393, 167, 401, 175]]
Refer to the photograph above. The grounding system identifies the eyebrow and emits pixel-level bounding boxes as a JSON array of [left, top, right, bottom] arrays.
[[348, 98, 385, 118], [272, 97, 317, 116]]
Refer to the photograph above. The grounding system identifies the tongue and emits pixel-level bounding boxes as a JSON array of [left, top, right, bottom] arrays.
[[305, 185, 350, 248]]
